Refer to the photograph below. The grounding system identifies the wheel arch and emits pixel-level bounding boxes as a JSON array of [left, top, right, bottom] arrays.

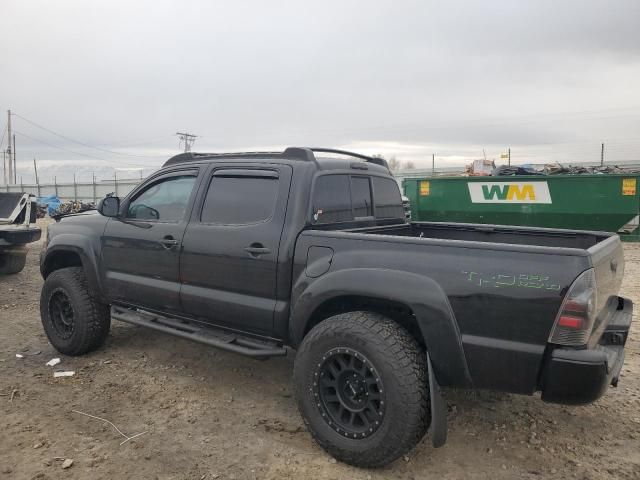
[[290, 268, 472, 388], [41, 245, 103, 301], [302, 294, 423, 348]]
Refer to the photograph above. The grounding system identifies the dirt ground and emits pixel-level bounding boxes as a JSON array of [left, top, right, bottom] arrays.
[[1, 220, 639, 480]]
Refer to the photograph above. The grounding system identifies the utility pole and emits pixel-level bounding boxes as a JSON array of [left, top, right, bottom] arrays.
[[432, 153, 435, 176], [33, 158, 39, 183], [12, 133, 16, 184], [601, 143, 605, 166], [508, 147, 511, 166], [92, 172, 96, 203], [7, 110, 12, 185], [176, 132, 197, 152], [34, 158, 41, 196]]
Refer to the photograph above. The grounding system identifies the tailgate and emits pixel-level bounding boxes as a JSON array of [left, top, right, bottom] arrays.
[[588, 234, 625, 331], [0, 192, 29, 223]]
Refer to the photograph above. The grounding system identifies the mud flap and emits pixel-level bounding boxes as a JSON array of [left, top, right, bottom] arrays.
[[427, 353, 447, 448]]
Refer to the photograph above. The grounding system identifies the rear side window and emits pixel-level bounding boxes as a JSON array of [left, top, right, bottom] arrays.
[[351, 176, 373, 218], [312, 175, 352, 224], [372, 177, 404, 219], [201, 175, 279, 224]]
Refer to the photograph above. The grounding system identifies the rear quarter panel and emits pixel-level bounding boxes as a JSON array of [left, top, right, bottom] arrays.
[[292, 230, 592, 394]]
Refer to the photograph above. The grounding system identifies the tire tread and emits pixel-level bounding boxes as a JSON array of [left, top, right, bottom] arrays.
[[40, 267, 110, 355], [294, 311, 430, 468]]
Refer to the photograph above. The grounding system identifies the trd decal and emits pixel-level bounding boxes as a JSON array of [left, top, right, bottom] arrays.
[[462, 271, 561, 291]]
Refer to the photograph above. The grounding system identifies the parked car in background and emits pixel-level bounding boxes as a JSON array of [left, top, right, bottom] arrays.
[[0, 192, 41, 274]]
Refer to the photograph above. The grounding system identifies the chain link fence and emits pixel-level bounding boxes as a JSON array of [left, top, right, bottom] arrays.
[[1, 178, 142, 203]]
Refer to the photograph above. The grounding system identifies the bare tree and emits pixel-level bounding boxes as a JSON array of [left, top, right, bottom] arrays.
[[374, 154, 404, 171], [403, 160, 415, 169]]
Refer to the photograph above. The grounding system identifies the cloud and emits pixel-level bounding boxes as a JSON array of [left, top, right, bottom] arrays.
[[1, 0, 639, 181]]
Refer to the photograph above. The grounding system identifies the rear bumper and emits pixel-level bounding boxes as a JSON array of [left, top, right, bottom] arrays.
[[0, 227, 41, 247], [541, 297, 632, 405]]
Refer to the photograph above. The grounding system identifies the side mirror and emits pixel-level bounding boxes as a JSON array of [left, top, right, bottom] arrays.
[[98, 196, 121, 217]]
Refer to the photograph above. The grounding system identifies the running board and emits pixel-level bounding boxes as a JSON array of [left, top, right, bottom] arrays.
[[110, 305, 287, 359]]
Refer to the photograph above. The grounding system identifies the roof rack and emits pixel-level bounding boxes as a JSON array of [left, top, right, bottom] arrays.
[[164, 151, 285, 167], [163, 147, 389, 169], [309, 148, 389, 168]]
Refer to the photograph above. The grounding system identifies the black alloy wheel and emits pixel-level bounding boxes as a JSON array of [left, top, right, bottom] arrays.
[[48, 289, 75, 340], [314, 347, 386, 439]]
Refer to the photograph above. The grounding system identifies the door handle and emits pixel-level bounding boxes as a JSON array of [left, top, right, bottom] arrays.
[[244, 244, 271, 256], [160, 235, 178, 248]]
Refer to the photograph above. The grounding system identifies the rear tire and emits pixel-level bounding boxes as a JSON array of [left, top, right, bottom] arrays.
[[0, 252, 27, 274], [40, 267, 111, 355], [294, 311, 430, 468]]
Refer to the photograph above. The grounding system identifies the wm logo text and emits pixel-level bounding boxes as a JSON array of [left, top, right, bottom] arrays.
[[468, 182, 552, 204]]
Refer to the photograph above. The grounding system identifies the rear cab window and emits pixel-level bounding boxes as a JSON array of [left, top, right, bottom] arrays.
[[312, 175, 352, 223], [351, 176, 373, 219], [372, 177, 404, 219], [312, 174, 403, 225]]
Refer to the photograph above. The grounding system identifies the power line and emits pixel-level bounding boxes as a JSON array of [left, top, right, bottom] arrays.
[[104, 134, 176, 148], [11, 112, 162, 158], [14, 130, 149, 168]]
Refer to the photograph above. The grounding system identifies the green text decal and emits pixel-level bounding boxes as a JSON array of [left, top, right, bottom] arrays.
[[462, 271, 561, 291]]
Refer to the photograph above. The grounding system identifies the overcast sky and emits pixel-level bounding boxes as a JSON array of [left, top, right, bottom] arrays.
[[1, 0, 640, 181]]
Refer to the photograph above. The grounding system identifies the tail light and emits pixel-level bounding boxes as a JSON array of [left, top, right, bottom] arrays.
[[549, 269, 597, 346]]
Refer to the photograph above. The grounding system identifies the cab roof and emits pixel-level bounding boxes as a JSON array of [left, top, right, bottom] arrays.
[[162, 147, 390, 173]]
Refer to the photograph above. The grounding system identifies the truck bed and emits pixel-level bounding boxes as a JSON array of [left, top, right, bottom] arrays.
[[354, 221, 611, 250]]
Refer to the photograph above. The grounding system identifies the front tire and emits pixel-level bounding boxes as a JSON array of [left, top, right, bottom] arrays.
[[294, 311, 430, 468], [40, 267, 111, 355]]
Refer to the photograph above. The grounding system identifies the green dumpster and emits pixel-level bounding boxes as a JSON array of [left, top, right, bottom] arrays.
[[402, 174, 640, 241]]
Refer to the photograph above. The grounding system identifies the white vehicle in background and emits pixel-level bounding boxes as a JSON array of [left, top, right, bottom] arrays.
[[402, 195, 411, 220], [0, 192, 41, 274]]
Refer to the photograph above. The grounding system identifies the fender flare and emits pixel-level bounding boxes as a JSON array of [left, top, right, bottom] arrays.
[[41, 236, 104, 301], [290, 268, 472, 388]]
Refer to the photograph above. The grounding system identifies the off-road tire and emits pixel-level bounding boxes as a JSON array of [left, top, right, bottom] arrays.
[[294, 311, 430, 468], [0, 252, 27, 274], [40, 267, 111, 356]]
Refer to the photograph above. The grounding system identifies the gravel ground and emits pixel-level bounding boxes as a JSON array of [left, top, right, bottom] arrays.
[[1, 220, 639, 479]]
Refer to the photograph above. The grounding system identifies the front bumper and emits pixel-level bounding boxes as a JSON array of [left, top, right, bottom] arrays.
[[541, 296, 633, 405]]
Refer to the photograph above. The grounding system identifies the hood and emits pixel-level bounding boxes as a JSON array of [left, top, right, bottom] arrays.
[[48, 210, 109, 241]]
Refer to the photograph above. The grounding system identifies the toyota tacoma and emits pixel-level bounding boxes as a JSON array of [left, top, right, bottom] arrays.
[[39, 148, 633, 467]]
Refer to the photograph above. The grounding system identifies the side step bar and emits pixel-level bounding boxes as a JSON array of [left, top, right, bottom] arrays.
[[111, 305, 287, 359]]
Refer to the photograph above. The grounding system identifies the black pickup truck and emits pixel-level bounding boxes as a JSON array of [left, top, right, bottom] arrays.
[[39, 148, 633, 467]]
